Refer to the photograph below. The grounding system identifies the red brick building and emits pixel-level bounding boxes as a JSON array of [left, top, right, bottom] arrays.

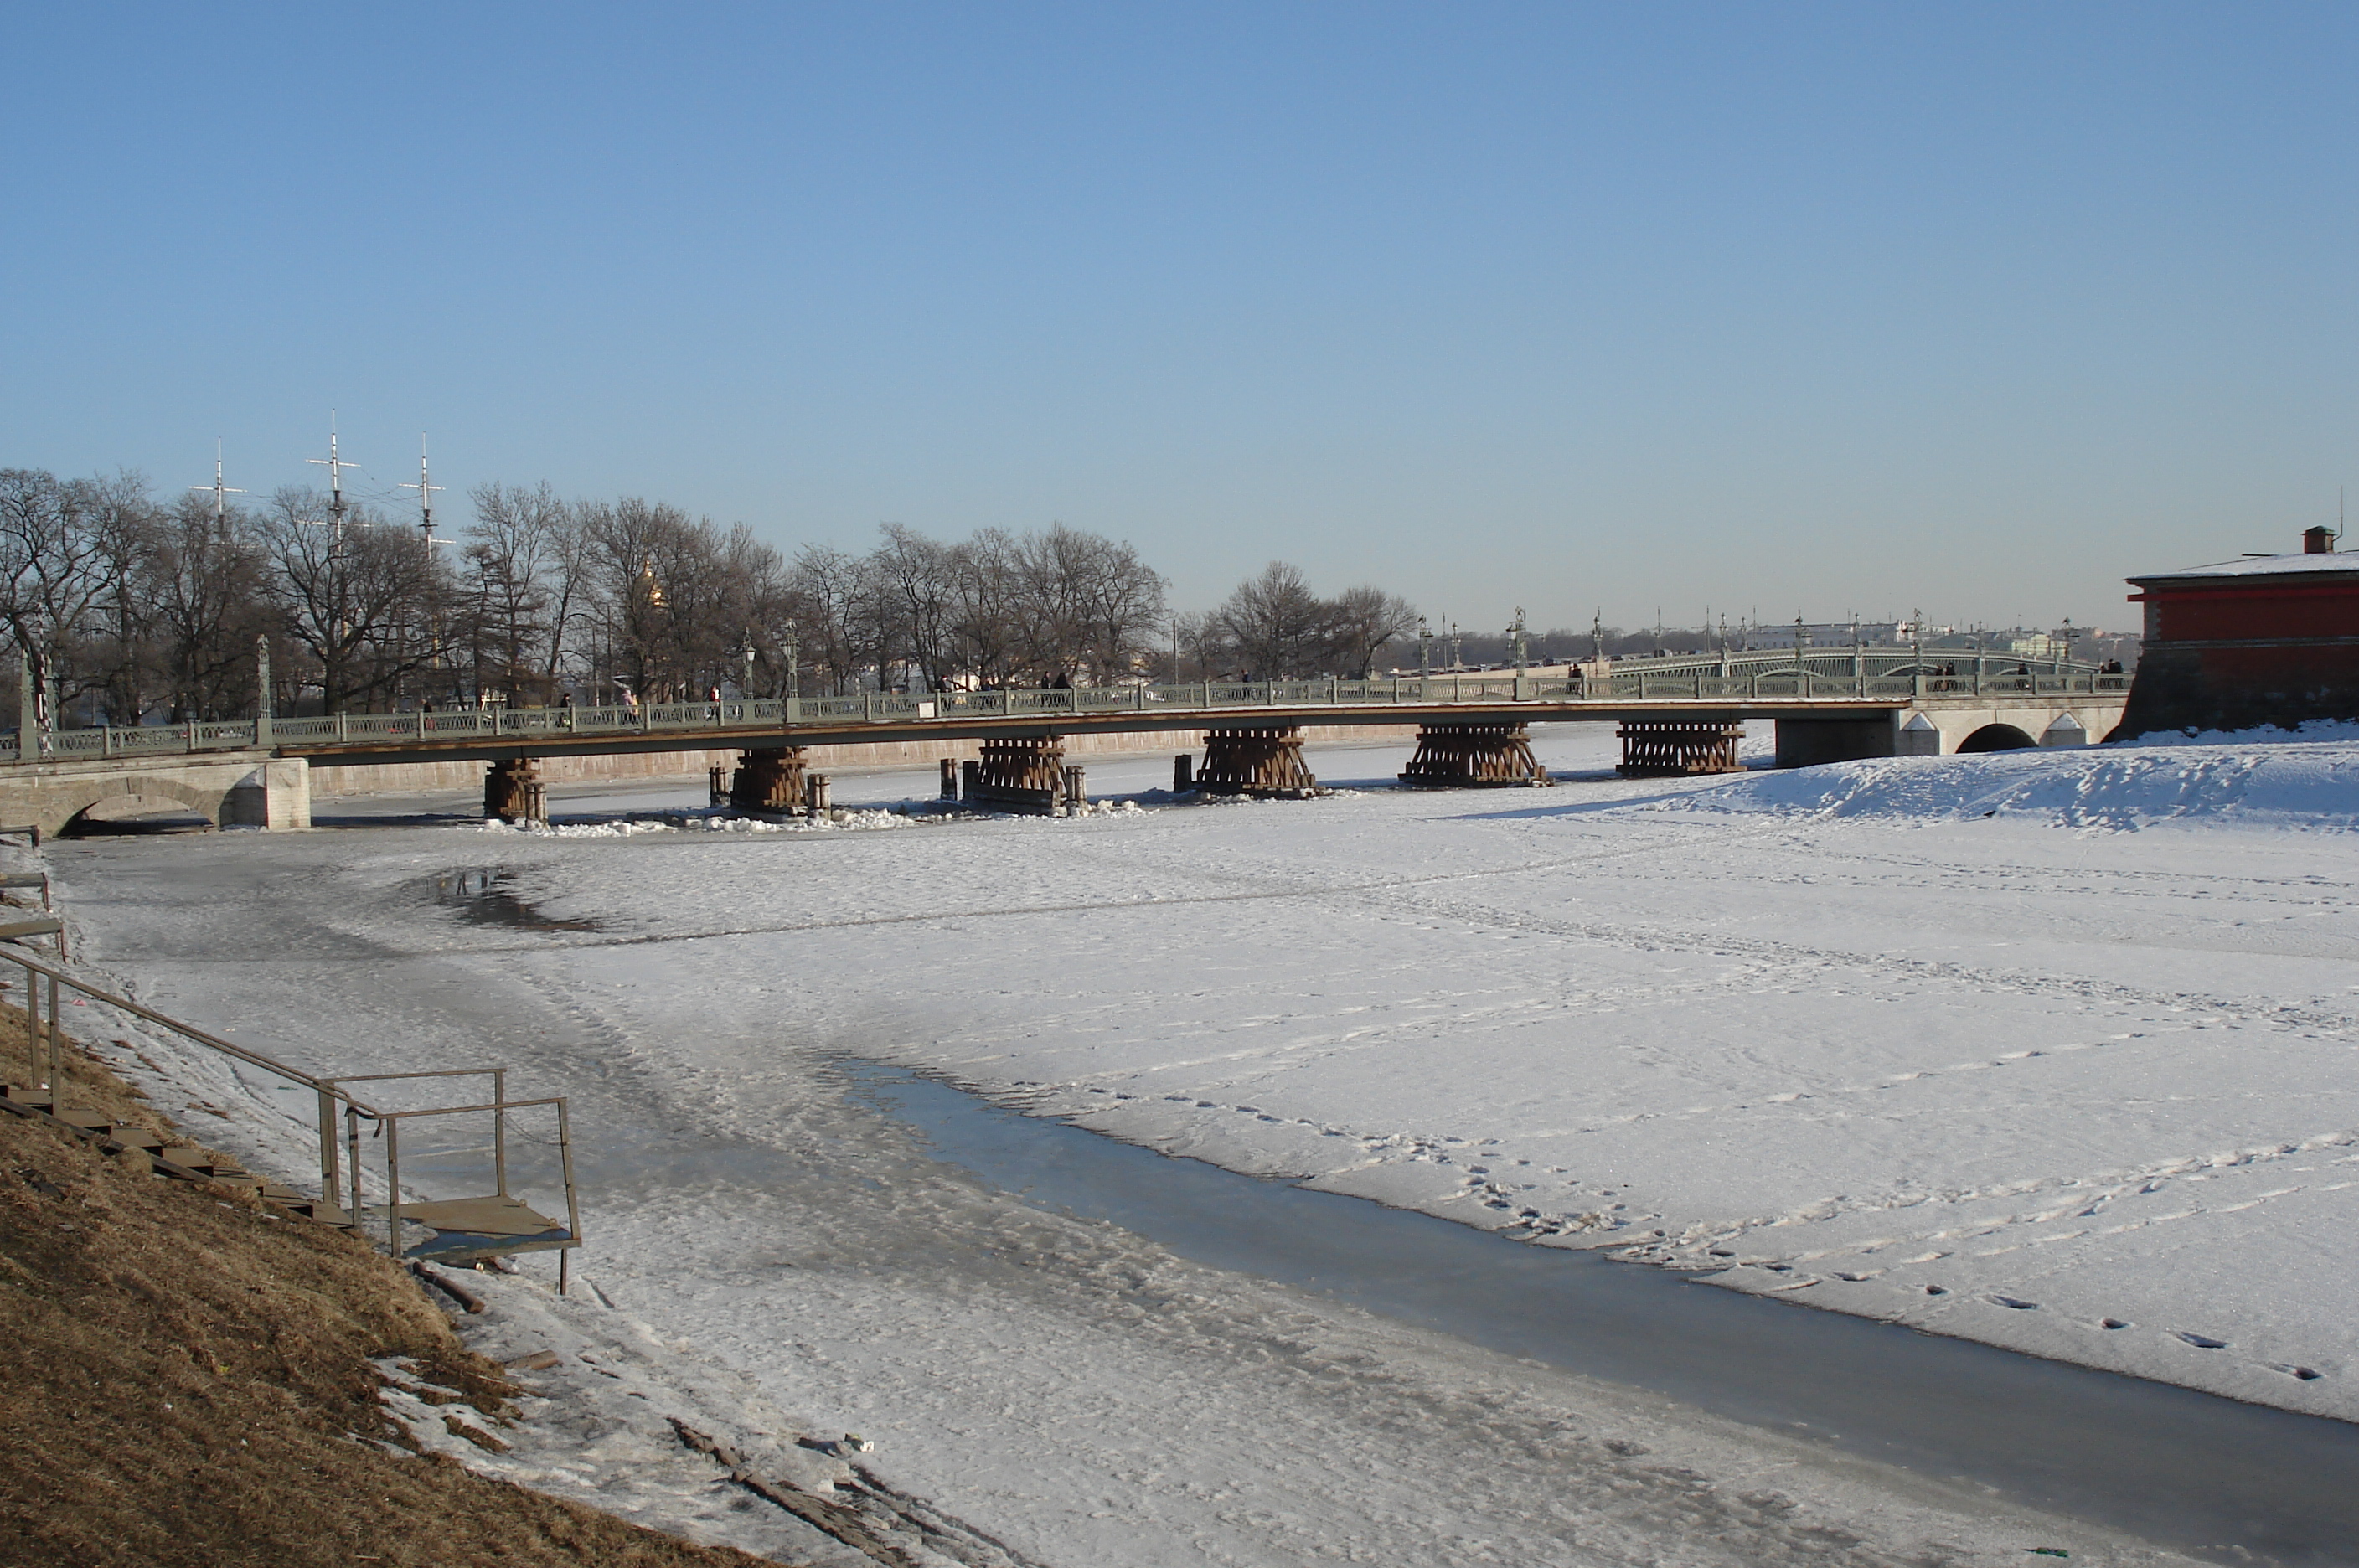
[[2115, 527, 2359, 737]]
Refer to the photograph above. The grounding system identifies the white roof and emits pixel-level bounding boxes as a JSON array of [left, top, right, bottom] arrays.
[[2134, 550, 2359, 582]]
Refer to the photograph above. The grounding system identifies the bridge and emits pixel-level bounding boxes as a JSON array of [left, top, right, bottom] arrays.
[[0, 647, 2127, 833]]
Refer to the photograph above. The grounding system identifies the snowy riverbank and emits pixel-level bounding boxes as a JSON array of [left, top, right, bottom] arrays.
[[34, 724, 2352, 1562]]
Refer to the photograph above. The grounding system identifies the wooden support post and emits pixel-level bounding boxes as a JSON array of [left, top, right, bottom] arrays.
[[483, 758, 545, 823], [1615, 719, 1746, 776], [1174, 753, 1195, 792], [967, 736, 1067, 814], [729, 747, 808, 813], [1197, 727, 1317, 796], [1396, 723, 1551, 788], [941, 757, 959, 800], [708, 764, 728, 805]]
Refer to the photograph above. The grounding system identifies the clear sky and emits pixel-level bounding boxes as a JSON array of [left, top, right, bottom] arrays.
[[6, 3, 2355, 635]]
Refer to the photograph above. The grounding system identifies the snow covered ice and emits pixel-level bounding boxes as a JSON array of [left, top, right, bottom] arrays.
[[38, 724, 2359, 1564]]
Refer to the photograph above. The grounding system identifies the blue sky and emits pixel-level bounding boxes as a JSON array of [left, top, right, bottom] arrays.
[[5, 3, 2355, 634]]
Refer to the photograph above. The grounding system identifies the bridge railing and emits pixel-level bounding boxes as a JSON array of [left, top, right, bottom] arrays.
[[0, 664, 2129, 764]]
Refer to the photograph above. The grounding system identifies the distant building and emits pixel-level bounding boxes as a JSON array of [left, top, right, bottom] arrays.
[[1737, 621, 1928, 651], [2114, 527, 2359, 737]]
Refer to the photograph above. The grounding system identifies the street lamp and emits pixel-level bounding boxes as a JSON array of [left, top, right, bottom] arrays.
[[736, 633, 756, 700]]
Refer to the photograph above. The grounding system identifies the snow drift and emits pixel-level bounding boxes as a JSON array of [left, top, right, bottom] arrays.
[[1649, 733, 2359, 833]]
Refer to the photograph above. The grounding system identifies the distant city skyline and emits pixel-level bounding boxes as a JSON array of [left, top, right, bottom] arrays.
[[7, 3, 2354, 637]]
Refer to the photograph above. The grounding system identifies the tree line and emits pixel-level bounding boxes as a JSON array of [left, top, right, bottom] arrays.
[[0, 466, 1440, 725]]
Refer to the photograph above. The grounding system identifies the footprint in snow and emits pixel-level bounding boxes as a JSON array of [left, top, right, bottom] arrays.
[[2269, 1364, 2325, 1381], [2099, 1318, 2132, 1330], [2176, 1332, 2229, 1349], [1992, 1295, 2040, 1310]]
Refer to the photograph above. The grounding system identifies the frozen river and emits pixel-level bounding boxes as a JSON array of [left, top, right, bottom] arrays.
[[40, 727, 2359, 1565]]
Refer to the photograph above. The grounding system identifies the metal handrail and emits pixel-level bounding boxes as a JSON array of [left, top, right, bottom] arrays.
[[0, 939, 577, 1277], [374, 1095, 577, 1267]]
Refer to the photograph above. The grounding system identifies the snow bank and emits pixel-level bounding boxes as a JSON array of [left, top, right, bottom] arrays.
[[1648, 736, 2359, 832], [466, 798, 1152, 839]]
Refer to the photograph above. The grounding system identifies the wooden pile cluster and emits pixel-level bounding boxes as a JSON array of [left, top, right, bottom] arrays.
[[1615, 719, 1746, 776], [1396, 723, 1551, 787], [730, 746, 809, 812], [1197, 727, 1319, 796], [967, 736, 1072, 813], [483, 759, 547, 823]]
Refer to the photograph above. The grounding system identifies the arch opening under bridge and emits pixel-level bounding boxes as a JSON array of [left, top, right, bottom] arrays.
[[1956, 723, 2040, 753]]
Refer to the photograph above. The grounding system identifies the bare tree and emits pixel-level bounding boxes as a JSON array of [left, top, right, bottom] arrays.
[[578, 499, 787, 701], [787, 544, 872, 695], [0, 468, 144, 725], [260, 487, 448, 713], [466, 481, 586, 704], [943, 529, 1023, 685], [1328, 585, 1420, 677], [870, 524, 959, 689], [1212, 561, 1331, 678], [141, 493, 272, 721]]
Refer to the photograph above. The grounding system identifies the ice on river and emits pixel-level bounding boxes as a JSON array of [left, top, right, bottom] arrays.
[[460, 726, 2359, 1422], [40, 723, 2356, 1564]]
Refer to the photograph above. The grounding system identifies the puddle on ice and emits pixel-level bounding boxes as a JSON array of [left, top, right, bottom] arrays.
[[433, 868, 600, 931], [843, 1061, 2359, 1567]]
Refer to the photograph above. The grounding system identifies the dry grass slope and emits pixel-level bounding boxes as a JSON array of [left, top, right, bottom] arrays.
[[0, 1002, 795, 1567]]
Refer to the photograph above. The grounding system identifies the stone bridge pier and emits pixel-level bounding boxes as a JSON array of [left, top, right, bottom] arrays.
[[0, 753, 311, 838], [1773, 697, 2126, 767]]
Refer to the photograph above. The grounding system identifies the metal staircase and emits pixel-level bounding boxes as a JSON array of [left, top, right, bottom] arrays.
[[0, 935, 581, 1287]]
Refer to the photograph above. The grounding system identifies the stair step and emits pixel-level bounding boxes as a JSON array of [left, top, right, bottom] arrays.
[[276, 1201, 356, 1227]]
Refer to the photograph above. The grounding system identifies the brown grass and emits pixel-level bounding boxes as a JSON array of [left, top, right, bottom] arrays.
[[0, 999, 792, 1567]]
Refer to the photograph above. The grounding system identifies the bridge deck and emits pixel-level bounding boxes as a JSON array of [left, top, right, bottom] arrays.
[[3, 667, 2129, 771]]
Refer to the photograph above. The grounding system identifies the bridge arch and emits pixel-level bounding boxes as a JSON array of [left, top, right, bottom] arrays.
[[54, 775, 228, 834], [1956, 722, 2039, 753]]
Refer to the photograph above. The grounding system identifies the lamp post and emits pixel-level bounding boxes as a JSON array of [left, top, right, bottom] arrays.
[[782, 632, 802, 724], [256, 634, 273, 746], [736, 634, 756, 701], [1417, 616, 1431, 678]]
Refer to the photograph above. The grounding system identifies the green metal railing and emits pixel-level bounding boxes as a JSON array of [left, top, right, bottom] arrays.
[[0, 658, 2129, 764]]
